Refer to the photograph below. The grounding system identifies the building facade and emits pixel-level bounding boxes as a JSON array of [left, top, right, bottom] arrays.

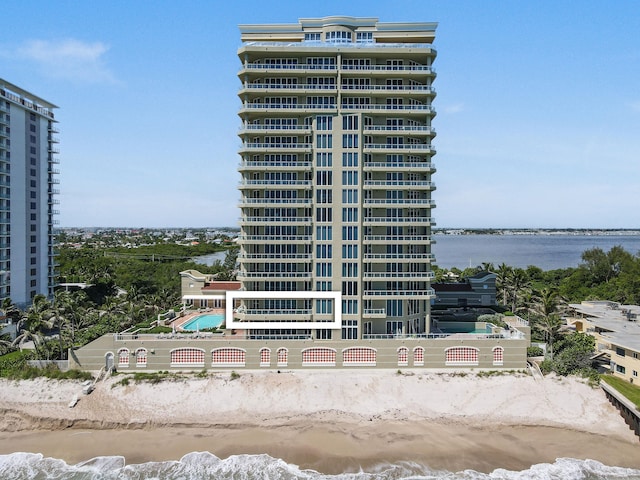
[[235, 17, 437, 340], [0, 79, 59, 307]]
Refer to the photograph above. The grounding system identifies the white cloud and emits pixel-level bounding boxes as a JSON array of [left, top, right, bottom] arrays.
[[441, 103, 464, 114], [13, 39, 119, 85]]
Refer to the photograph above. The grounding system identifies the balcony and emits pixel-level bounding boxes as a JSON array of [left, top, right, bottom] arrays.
[[363, 125, 435, 135], [364, 180, 435, 190], [238, 235, 312, 243], [363, 199, 435, 207], [240, 63, 338, 74], [364, 253, 435, 261], [363, 289, 435, 299], [365, 235, 432, 244], [240, 103, 338, 114], [238, 198, 312, 208], [238, 161, 312, 172], [48, 146, 59, 154], [238, 180, 312, 189], [363, 217, 434, 225], [363, 143, 436, 155], [236, 271, 312, 280], [339, 84, 435, 95], [363, 272, 435, 280], [239, 143, 312, 153], [363, 309, 387, 318], [238, 253, 312, 261], [239, 124, 312, 135], [340, 65, 435, 74], [239, 216, 312, 226], [240, 84, 337, 95], [340, 104, 435, 114], [364, 162, 436, 172]]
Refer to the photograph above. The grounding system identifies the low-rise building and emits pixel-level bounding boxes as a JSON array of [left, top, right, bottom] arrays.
[[568, 301, 640, 383]]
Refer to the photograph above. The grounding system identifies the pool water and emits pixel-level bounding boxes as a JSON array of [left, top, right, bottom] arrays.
[[182, 314, 224, 331]]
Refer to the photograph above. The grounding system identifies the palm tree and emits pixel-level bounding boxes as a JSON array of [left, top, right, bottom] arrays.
[[495, 263, 512, 306], [12, 295, 54, 359], [529, 287, 567, 359], [507, 268, 531, 313]]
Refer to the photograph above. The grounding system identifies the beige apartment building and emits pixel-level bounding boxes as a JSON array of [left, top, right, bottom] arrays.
[[235, 16, 438, 340]]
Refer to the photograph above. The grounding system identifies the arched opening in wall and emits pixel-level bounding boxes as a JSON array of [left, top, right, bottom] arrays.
[[260, 347, 271, 367], [277, 348, 288, 367], [170, 348, 205, 368], [413, 346, 425, 366], [493, 346, 504, 366], [302, 347, 336, 366], [212, 348, 246, 367], [117, 348, 129, 368], [343, 347, 377, 366], [136, 348, 147, 367], [397, 346, 409, 367], [444, 346, 479, 366]]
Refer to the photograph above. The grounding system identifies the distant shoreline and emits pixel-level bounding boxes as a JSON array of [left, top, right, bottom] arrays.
[[434, 229, 640, 236]]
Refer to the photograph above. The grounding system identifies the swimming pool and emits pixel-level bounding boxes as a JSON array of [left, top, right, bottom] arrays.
[[181, 314, 224, 331]]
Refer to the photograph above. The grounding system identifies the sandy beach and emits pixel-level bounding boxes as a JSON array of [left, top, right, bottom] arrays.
[[0, 370, 638, 474]]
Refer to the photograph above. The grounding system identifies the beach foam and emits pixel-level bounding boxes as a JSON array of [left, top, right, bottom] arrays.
[[1, 452, 640, 480]]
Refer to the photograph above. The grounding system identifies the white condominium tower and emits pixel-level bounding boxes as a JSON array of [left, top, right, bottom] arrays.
[[0, 79, 59, 307], [234, 17, 436, 339]]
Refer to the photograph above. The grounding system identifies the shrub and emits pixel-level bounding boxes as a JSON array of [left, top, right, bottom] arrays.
[[527, 346, 544, 357], [230, 371, 240, 380]]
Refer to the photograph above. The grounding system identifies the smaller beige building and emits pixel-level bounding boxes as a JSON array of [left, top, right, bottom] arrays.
[[180, 269, 241, 310], [569, 301, 640, 384]]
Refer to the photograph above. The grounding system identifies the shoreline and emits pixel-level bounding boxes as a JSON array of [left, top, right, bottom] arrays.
[[0, 371, 638, 474]]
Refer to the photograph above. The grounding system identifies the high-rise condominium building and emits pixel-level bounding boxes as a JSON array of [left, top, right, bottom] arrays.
[[0, 79, 59, 307], [233, 17, 436, 340]]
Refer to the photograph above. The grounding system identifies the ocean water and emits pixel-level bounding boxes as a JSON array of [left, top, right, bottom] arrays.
[[1, 452, 640, 480], [432, 234, 640, 270]]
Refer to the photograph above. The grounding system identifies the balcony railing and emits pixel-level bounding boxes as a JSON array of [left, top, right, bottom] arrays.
[[341, 65, 435, 73], [238, 161, 312, 169], [240, 125, 311, 131], [238, 198, 312, 206], [237, 272, 312, 278], [341, 104, 435, 112], [363, 199, 435, 206], [364, 143, 435, 151], [364, 289, 435, 297], [239, 216, 312, 223], [243, 64, 338, 71], [364, 162, 436, 170], [363, 125, 435, 133], [340, 85, 435, 93], [364, 180, 435, 188], [364, 253, 435, 260], [239, 180, 312, 187], [238, 235, 312, 242], [240, 143, 312, 150], [363, 272, 435, 279], [238, 253, 312, 260], [242, 84, 337, 90], [364, 235, 432, 242], [364, 217, 433, 224], [242, 103, 337, 110]]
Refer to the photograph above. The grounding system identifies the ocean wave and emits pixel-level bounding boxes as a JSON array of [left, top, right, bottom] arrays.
[[1, 452, 640, 480]]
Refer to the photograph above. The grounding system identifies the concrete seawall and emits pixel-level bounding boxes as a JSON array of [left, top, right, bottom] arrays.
[[601, 381, 640, 439]]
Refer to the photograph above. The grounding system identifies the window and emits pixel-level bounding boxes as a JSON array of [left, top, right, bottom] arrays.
[[316, 225, 332, 240], [316, 299, 333, 314], [342, 153, 358, 167], [302, 347, 336, 366], [342, 299, 358, 314], [342, 171, 358, 185], [316, 189, 332, 204], [304, 32, 321, 42], [316, 152, 332, 167], [343, 347, 376, 366], [342, 244, 358, 259], [316, 116, 333, 130], [316, 134, 332, 148], [316, 262, 332, 277], [342, 281, 357, 296], [615, 364, 626, 374], [445, 347, 479, 366], [326, 31, 351, 43], [397, 347, 409, 366], [342, 189, 358, 204], [342, 208, 358, 222], [316, 329, 332, 340], [356, 31, 373, 43], [342, 115, 359, 130], [277, 348, 288, 367], [633, 370, 638, 377], [342, 226, 358, 240], [386, 321, 403, 335], [493, 346, 504, 366], [118, 348, 129, 367], [136, 348, 147, 367], [260, 348, 271, 367], [413, 347, 425, 366], [342, 263, 358, 277], [342, 134, 358, 148], [616, 347, 626, 357], [316, 207, 332, 222], [170, 348, 205, 367], [316, 244, 332, 258], [316, 171, 332, 185], [212, 348, 246, 367], [342, 319, 358, 339]]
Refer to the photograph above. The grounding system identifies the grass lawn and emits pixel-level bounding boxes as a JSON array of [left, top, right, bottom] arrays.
[[601, 374, 640, 409]]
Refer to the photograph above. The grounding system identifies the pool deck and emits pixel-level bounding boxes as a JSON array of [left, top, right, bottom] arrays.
[[171, 309, 225, 331]]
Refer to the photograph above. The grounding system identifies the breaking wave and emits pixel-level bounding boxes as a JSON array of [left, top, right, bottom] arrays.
[[1, 452, 640, 479]]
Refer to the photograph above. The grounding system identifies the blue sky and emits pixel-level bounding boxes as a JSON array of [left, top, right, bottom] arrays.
[[2, 0, 639, 228]]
